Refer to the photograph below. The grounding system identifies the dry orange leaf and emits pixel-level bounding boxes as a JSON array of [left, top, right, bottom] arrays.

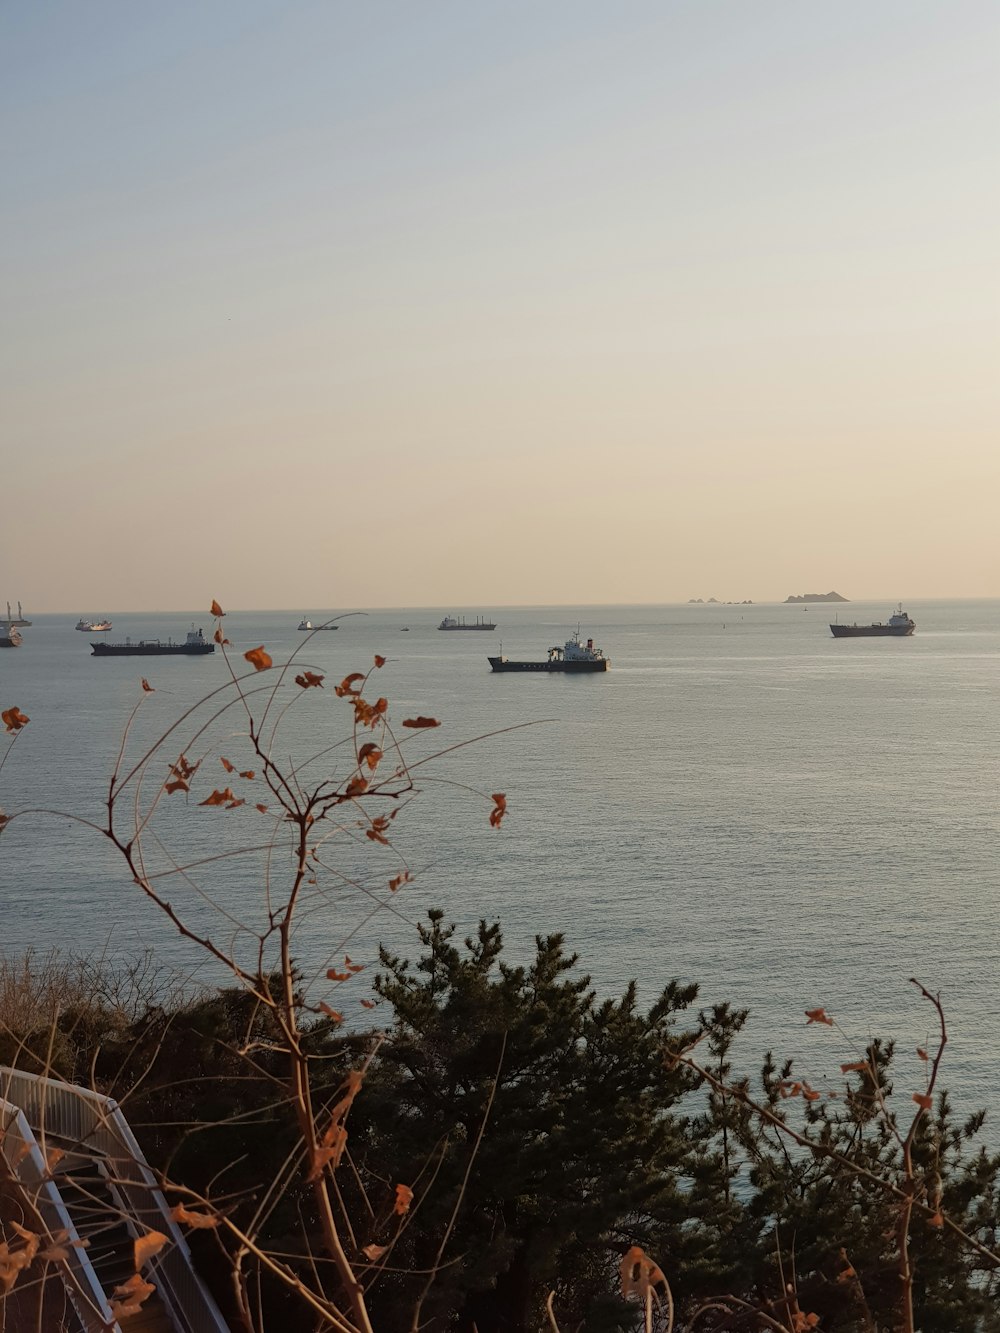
[[362, 1243, 388, 1261], [373, 654, 386, 668], [402, 716, 440, 729], [170, 1204, 220, 1230], [213, 627, 230, 645], [489, 793, 507, 828], [244, 645, 272, 672], [295, 670, 325, 688], [327, 968, 351, 982], [141, 678, 154, 692], [255, 803, 269, 814], [335, 673, 365, 698], [240, 769, 254, 780], [360, 998, 377, 1009], [917, 1047, 929, 1061], [841, 1061, 869, 1074], [199, 788, 236, 807], [345, 776, 369, 798], [134, 1230, 168, 1268], [1, 707, 29, 733], [320, 1004, 343, 1022], [366, 816, 391, 845], [805, 1008, 834, 1027], [913, 1092, 933, 1110], [394, 1183, 414, 1216], [220, 757, 235, 773], [210, 599, 225, 617], [928, 1210, 944, 1228], [389, 871, 412, 893], [620, 1245, 666, 1300], [358, 742, 382, 771]]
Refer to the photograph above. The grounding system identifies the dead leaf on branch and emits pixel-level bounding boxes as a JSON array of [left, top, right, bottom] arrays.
[[140, 678, 154, 692], [134, 1230, 168, 1268], [489, 793, 507, 828], [244, 645, 272, 672], [199, 788, 236, 807], [170, 1205, 220, 1230], [805, 1008, 834, 1027], [210, 599, 225, 617], [295, 670, 324, 688], [394, 1183, 414, 1216], [620, 1245, 666, 1301], [1, 707, 29, 733]]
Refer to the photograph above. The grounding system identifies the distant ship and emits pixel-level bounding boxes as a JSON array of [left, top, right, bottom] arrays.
[[6, 602, 31, 627], [488, 628, 609, 673], [77, 618, 112, 632], [438, 615, 496, 631], [1, 624, 22, 648], [830, 606, 915, 638], [91, 626, 215, 657], [298, 618, 338, 630]]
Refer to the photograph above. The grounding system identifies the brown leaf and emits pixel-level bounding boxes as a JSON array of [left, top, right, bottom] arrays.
[[913, 1092, 933, 1110], [327, 969, 351, 982], [335, 673, 365, 698], [1, 707, 29, 733], [373, 655, 386, 668], [220, 757, 236, 773], [362, 1243, 388, 1261], [295, 670, 325, 688], [360, 999, 377, 1009], [170, 1205, 220, 1230], [805, 1008, 834, 1027], [389, 871, 412, 893], [210, 599, 225, 617], [239, 769, 255, 780], [320, 1004, 343, 1022], [917, 1047, 929, 1061], [255, 803, 269, 814], [402, 716, 440, 729], [244, 646, 272, 672], [345, 776, 369, 798], [394, 1183, 414, 1216], [141, 678, 154, 692], [199, 788, 236, 807], [213, 627, 230, 645], [164, 779, 189, 795], [358, 742, 382, 772], [620, 1245, 666, 1300], [840, 1061, 869, 1074], [489, 793, 507, 828], [134, 1230, 168, 1268]]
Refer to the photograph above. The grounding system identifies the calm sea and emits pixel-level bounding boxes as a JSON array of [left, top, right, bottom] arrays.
[[2, 601, 998, 1127]]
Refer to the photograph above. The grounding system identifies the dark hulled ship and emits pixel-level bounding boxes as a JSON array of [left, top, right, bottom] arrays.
[[488, 628, 609, 673], [92, 627, 215, 656], [829, 607, 915, 638]]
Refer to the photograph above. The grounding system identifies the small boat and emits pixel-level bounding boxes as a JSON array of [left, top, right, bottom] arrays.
[[1, 623, 22, 648], [488, 628, 609, 673], [77, 618, 112, 632], [830, 606, 915, 639], [6, 602, 31, 627], [298, 618, 338, 630], [438, 615, 497, 631], [91, 626, 215, 657]]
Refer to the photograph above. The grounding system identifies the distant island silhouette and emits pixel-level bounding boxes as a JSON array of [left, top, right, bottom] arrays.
[[785, 591, 849, 603], [687, 598, 753, 605]]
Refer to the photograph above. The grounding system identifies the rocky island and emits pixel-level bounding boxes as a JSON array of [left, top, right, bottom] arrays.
[[785, 591, 849, 603]]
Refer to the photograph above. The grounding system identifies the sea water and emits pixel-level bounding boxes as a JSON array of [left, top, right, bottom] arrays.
[[1, 600, 998, 1126]]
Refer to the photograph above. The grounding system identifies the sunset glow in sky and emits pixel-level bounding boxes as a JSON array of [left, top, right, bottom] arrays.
[[4, 2, 998, 610]]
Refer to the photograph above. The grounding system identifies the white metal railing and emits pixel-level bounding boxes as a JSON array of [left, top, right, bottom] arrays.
[[1, 1096, 115, 1332], [0, 1067, 230, 1333]]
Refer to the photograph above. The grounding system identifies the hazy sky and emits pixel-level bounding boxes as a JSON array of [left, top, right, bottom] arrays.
[[3, 1, 998, 611]]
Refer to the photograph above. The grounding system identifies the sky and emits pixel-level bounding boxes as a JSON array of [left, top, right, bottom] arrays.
[[3, 1, 998, 612]]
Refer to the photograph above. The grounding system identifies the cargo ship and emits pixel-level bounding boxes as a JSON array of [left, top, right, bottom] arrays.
[[91, 627, 215, 656], [488, 628, 609, 673], [829, 606, 915, 638], [438, 615, 497, 631], [1, 624, 22, 648], [77, 617, 112, 632], [298, 618, 339, 630]]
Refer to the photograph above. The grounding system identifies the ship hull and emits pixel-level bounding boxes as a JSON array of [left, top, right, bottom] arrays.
[[488, 657, 609, 672], [829, 624, 914, 638], [92, 643, 215, 656], [440, 624, 496, 631]]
